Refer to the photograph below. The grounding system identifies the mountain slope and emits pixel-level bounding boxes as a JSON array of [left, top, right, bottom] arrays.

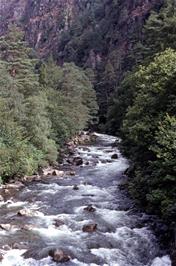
[[0, 0, 163, 116]]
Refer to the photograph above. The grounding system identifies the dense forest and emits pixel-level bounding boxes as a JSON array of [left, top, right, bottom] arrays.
[[0, 25, 98, 181], [107, 0, 176, 227]]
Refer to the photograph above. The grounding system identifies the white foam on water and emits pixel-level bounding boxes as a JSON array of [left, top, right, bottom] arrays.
[[7, 201, 27, 208], [0, 202, 6, 207], [151, 256, 172, 266], [32, 223, 82, 241], [66, 184, 114, 202], [71, 258, 102, 266], [0, 251, 58, 266], [96, 208, 130, 226], [0, 231, 7, 236], [105, 226, 151, 242], [95, 156, 129, 175], [91, 248, 126, 266], [0, 249, 27, 266], [38, 183, 62, 195]]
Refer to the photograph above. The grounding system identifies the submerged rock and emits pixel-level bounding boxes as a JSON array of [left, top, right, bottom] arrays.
[[82, 224, 97, 233], [12, 243, 28, 249], [84, 205, 96, 213], [80, 147, 91, 152], [105, 149, 113, 153], [73, 157, 83, 166], [53, 219, 65, 228], [49, 249, 71, 263]]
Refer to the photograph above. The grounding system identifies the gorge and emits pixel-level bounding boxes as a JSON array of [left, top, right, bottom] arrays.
[[0, 0, 176, 265]]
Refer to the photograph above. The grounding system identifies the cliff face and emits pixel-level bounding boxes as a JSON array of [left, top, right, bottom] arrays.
[[0, 0, 78, 56], [0, 0, 26, 35], [0, 0, 162, 58], [0, 0, 163, 115]]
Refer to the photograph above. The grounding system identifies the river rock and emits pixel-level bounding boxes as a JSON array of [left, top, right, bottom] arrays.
[[21, 224, 38, 230], [23, 175, 40, 182], [91, 159, 99, 165], [73, 157, 83, 166], [17, 209, 40, 217], [112, 140, 119, 147], [0, 224, 17, 231], [100, 159, 107, 164], [53, 219, 64, 228], [111, 154, 118, 159], [12, 243, 28, 249], [3, 181, 25, 189], [49, 249, 70, 263], [106, 159, 113, 163], [82, 224, 97, 233], [52, 170, 64, 177], [2, 245, 11, 251], [69, 171, 76, 176], [84, 205, 96, 213], [105, 149, 113, 153], [80, 147, 90, 152], [0, 195, 4, 201], [0, 254, 3, 261], [73, 185, 79, 191]]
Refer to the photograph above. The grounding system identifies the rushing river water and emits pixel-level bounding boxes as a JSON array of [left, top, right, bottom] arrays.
[[0, 134, 172, 266]]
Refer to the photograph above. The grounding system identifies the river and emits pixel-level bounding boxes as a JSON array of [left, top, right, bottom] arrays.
[[0, 133, 172, 266]]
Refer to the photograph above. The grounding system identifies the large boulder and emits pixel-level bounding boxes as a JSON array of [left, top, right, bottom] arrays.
[[82, 223, 97, 233], [49, 249, 70, 263]]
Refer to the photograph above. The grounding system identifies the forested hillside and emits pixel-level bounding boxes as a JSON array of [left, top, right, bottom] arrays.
[[0, 25, 97, 181], [0, 0, 162, 119], [107, 0, 176, 232]]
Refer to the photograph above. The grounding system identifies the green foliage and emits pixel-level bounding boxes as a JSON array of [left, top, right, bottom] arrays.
[[138, 0, 176, 62], [109, 48, 176, 222], [0, 26, 98, 181], [40, 59, 98, 143]]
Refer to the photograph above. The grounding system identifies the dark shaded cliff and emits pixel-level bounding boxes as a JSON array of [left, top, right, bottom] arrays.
[[0, 0, 163, 116]]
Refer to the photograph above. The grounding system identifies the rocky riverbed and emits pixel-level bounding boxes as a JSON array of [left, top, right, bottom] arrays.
[[0, 133, 172, 265]]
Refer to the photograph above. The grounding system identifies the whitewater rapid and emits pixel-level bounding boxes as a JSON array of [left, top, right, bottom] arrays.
[[0, 134, 171, 266]]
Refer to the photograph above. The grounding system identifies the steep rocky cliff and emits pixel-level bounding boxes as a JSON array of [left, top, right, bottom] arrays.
[[0, 0, 163, 116]]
